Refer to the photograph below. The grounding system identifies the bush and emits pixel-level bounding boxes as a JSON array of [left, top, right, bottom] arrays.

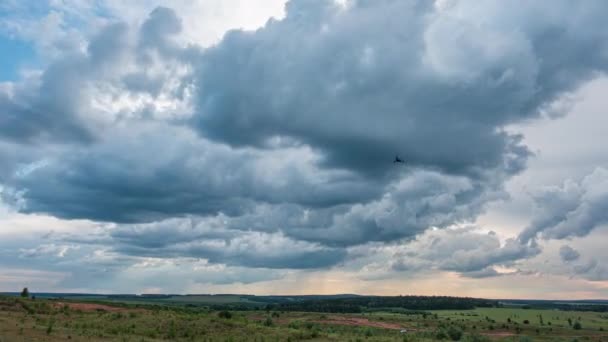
[[20, 288, 29, 298], [447, 326, 463, 341], [263, 317, 274, 327], [218, 310, 232, 319], [436, 330, 448, 340], [46, 319, 55, 335], [573, 321, 582, 330]]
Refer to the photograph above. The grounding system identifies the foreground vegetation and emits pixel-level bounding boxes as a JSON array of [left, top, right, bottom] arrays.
[[1, 295, 607, 341]]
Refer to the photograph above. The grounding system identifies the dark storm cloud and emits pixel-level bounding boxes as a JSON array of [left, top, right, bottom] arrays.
[[7, 0, 608, 225], [520, 167, 608, 242], [559, 245, 580, 262], [10, 124, 380, 223], [192, 0, 608, 178]]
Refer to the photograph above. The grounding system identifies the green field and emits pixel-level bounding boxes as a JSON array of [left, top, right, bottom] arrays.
[[1, 296, 607, 341], [434, 307, 608, 329]]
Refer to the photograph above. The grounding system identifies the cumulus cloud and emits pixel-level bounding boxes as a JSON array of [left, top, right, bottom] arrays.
[[193, 0, 608, 180], [520, 167, 608, 242], [0, 7, 196, 144], [283, 170, 505, 246], [390, 227, 540, 276]]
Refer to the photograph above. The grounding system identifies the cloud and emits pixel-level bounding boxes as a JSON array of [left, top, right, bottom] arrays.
[[108, 218, 347, 269], [460, 267, 501, 279], [0, 7, 196, 144], [19, 244, 78, 258], [520, 167, 608, 242], [282, 170, 505, 246], [8, 124, 381, 223], [390, 227, 540, 276], [2, 0, 608, 289], [0, 20, 130, 144], [559, 245, 580, 262], [192, 0, 608, 180], [573, 259, 608, 281]]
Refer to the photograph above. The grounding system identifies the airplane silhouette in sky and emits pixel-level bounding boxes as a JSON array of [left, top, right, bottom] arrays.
[[393, 155, 404, 164]]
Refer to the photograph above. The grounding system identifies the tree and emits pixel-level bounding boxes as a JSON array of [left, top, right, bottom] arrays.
[[20, 287, 29, 298], [573, 321, 582, 330]]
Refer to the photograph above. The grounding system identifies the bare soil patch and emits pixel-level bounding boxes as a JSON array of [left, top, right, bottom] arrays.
[[481, 331, 516, 338], [315, 316, 407, 330]]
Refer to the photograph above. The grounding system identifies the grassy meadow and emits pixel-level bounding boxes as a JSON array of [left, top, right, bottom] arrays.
[[1, 295, 608, 341]]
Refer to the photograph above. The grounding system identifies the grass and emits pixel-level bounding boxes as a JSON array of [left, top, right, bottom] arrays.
[[1, 295, 607, 341], [432, 307, 608, 329]]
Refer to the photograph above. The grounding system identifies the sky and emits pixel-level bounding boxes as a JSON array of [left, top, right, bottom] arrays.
[[1, 0, 608, 299]]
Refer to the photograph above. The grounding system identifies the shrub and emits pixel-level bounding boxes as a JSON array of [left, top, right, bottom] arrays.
[[573, 321, 582, 330], [447, 326, 463, 341], [218, 310, 232, 319], [46, 319, 55, 335], [263, 317, 274, 327], [436, 330, 448, 340]]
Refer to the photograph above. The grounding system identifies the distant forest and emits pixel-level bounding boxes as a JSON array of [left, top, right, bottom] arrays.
[[217, 296, 498, 313]]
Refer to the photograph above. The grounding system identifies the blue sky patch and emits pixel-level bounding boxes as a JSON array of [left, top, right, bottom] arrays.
[[0, 35, 36, 81]]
